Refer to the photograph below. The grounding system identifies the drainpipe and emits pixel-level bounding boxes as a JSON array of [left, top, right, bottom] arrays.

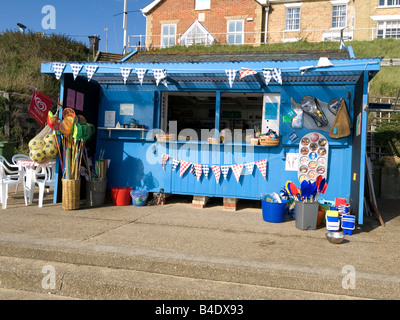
[[264, 4, 270, 44]]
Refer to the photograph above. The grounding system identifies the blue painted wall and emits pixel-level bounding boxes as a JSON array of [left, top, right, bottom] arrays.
[[96, 82, 356, 202]]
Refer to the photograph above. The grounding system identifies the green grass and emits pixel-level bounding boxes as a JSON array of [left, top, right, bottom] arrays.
[[0, 31, 90, 98]]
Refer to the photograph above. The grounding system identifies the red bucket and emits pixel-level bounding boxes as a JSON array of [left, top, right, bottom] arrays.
[[111, 187, 133, 206]]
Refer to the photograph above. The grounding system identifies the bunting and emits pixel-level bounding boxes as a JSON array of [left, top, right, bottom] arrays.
[[179, 160, 191, 177], [121, 67, 132, 84], [225, 69, 237, 88], [211, 165, 221, 183], [171, 157, 180, 171], [161, 153, 170, 170], [194, 163, 202, 181], [136, 68, 147, 85], [244, 162, 255, 175], [231, 164, 244, 183], [255, 159, 267, 179], [70, 64, 83, 80], [52, 63, 66, 80], [153, 69, 167, 87], [85, 65, 98, 82], [202, 165, 209, 178], [221, 165, 230, 179], [263, 68, 282, 85], [160, 154, 268, 183], [239, 67, 257, 79]]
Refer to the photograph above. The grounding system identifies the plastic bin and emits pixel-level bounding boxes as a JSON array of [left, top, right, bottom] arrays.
[[295, 201, 319, 230], [111, 187, 133, 206], [261, 200, 288, 223], [131, 189, 148, 207]]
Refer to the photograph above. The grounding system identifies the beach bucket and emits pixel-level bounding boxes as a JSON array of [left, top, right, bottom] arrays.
[[326, 215, 340, 232], [261, 200, 288, 223], [341, 215, 356, 235], [111, 186, 133, 206], [131, 189, 148, 207]]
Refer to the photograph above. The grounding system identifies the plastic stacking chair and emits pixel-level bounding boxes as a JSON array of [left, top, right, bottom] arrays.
[[35, 162, 56, 208], [0, 160, 24, 209], [11, 154, 30, 193]]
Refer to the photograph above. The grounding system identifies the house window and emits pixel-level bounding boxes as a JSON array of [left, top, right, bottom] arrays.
[[227, 20, 244, 45], [377, 20, 400, 38], [180, 21, 214, 46], [332, 5, 347, 28], [378, 0, 400, 6], [195, 0, 210, 10], [285, 7, 300, 31], [161, 24, 176, 48]]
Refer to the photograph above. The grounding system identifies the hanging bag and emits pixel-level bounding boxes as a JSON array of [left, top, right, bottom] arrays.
[[329, 98, 351, 139]]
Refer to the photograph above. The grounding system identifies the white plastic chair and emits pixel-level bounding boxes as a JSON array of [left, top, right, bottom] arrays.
[[34, 162, 56, 208], [0, 160, 24, 209], [11, 154, 30, 193]]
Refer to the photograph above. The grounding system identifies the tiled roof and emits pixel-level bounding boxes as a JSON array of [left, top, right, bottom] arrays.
[[125, 50, 351, 63]]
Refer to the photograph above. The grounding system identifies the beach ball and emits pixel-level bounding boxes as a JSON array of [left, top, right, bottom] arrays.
[[29, 148, 46, 162], [29, 139, 44, 150], [43, 143, 57, 159]]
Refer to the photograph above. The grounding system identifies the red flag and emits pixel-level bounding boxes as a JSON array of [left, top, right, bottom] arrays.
[[240, 67, 257, 79], [28, 90, 52, 127]]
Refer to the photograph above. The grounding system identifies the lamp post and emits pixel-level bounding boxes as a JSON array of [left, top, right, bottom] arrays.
[[104, 27, 109, 53]]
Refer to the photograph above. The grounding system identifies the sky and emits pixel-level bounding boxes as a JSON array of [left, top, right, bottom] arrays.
[[0, 0, 154, 54]]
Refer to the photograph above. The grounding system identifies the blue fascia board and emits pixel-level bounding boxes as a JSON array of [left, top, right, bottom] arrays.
[[40, 57, 381, 80]]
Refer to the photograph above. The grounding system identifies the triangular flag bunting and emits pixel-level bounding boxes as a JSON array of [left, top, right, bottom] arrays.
[[179, 160, 191, 177], [255, 159, 267, 179], [85, 65, 98, 82], [245, 162, 255, 175], [211, 165, 221, 183], [225, 69, 237, 88], [136, 68, 147, 85], [240, 67, 257, 79], [161, 153, 170, 170], [70, 64, 83, 80], [231, 164, 244, 183], [221, 165, 230, 179], [202, 165, 209, 178], [263, 68, 273, 85], [171, 157, 180, 171], [121, 67, 132, 84], [272, 68, 282, 84], [52, 63, 66, 80], [194, 163, 202, 181], [153, 69, 167, 87]]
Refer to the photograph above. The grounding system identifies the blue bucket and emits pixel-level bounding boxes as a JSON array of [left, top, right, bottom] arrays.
[[261, 200, 288, 223]]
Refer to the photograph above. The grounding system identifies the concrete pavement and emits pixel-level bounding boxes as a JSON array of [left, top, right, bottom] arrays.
[[0, 188, 399, 300]]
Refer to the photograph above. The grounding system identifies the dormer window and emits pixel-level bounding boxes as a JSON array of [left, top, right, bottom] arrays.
[[179, 21, 215, 46]]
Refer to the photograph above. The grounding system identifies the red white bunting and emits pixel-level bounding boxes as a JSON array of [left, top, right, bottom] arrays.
[[179, 160, 191, 177], [255, 159, 267, 179], [160, 154, 267, 183], [231, 164, 244, 183], [161, 154, 170, 170], [240, 67, 257, 79], [211, 165, 221, 183]]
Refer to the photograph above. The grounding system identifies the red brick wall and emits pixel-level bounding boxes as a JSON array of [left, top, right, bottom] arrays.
[[145, 0, 264, 48]]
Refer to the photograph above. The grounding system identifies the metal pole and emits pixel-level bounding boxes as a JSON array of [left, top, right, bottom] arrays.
[[104, 27, 109, 53], [123, 0, 128, 54]]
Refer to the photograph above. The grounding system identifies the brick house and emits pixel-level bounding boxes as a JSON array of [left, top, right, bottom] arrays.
[[140, 0, 400, 48]]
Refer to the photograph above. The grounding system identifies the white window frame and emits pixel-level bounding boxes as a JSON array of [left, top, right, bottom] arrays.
[[227, 20, 244, 45], [161, 24, 176, 48], [376, 20, 400, 38], [331, 4, 347, 29], [378, 0, 400, 7], [179, 20, 215, 46], [285, 6, 301, 31], [195, 0, 210, 10]]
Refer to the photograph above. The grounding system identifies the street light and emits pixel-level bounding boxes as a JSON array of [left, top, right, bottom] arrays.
[[104, 27, 109, 53]]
